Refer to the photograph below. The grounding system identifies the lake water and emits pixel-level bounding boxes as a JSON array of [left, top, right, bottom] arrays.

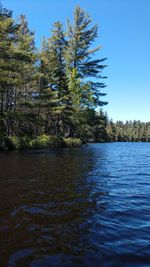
[[0, 143, 150, 267]]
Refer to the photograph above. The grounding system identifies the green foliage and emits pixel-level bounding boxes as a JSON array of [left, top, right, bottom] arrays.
[[48, 136, 64, 147], [29, 135, 64, 149], [66, 6, 107, 107], [0, 135, 31, 150], [29, 135, 50, 149], [106, 120, 150, 142], [0, 4, 108, 147], [5, 136, 20, 150], [64, 138, 82, 147], [19, 136, 31, 150]]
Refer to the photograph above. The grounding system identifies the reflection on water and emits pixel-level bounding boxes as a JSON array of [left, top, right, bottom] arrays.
[[0, 143, 150, 266]]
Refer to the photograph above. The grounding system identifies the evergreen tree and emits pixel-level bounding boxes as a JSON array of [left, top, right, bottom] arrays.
[[38, 22, 73, 136], [106, 120, 150, 142], [66, 6, 107, 107], [0, 6, 20, 136], [0, 3, 111, 148], [12, 14, 37, 137]]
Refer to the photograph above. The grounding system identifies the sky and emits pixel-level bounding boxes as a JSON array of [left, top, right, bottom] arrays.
[[3, 0, 150, 122]]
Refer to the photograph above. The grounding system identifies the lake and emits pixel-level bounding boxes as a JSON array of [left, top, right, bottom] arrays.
[[0, 143, 150, 267]]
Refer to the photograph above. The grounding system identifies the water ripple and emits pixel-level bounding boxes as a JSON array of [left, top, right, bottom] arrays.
[[0, 142, 150, 266]]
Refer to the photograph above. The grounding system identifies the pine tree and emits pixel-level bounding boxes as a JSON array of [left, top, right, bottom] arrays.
[[0, 6, 20, 136], [11, 14, 37, 137], [39, 22, 73, 136], [66, 6, 107, 108], [0, 4, 111, 146]]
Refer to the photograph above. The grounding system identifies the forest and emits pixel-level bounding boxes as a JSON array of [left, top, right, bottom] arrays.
[[0, 4, 108, 149], [107, 120, 150, 142], [0, 3, 149, 149]]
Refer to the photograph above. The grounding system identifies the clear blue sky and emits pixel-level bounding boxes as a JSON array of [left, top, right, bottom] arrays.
[[3, 0, 150, 122]]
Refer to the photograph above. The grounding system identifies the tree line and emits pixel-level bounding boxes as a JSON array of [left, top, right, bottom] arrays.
[[0, 3, 109, 148], [106, 120, 150, 142], [0, 3, 149, 149]]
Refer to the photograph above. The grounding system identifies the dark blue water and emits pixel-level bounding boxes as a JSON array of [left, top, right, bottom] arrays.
[[0, 143, 150, 266]]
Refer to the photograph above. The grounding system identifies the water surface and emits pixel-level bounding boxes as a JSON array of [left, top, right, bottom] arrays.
[[0, 143, 150, 266]]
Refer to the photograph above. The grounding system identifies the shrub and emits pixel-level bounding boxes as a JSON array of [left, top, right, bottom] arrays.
[[19, 136, 31, 150], [2, 135, 82, 150], [29, 135, 65, 149], [63, 138, 82, 147], [48, 136, 64, 147], [29, 135, 50, 149], [5, 136, 20, 150]]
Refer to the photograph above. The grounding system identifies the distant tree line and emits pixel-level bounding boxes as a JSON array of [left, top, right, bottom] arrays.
[[0, 4, 108, 148], [106, 120, 150, 142]]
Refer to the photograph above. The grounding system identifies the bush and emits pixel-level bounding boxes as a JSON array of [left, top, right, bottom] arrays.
[[19, 136, 31, 150], [5, 136, 20, 150], [49, 136, 64, 147], [63, 138, 82, 147], [29, 135, 50, 149], [2, 135, 82, 150], [29, 135, 65, 149]]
